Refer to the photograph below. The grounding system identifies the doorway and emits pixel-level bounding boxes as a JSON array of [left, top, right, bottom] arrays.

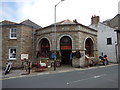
[[61, 50, 72, 65], [60, 36, 72, 65]]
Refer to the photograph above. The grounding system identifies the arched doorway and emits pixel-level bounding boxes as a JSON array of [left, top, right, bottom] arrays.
[[39, 38, 50, 58], [60, 36, 72, 65], [85, 38, 94, 57]]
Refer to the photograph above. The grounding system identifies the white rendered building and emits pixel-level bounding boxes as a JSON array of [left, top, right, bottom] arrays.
[[90, 15, 118, 63]]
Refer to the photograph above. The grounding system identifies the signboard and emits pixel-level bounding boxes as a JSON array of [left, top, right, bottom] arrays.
[[21, 54, 28, 60], [61, 46, 72, 50]]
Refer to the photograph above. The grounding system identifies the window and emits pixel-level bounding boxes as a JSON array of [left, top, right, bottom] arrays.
[[10, 28, 17, 39], [40, 38, 50, 58], [9, 48, 16, 60], [85, 38, 94, 57], [107, 38, 112, 45], [60, 36, 72, 50], [60, 36, 72, 45]]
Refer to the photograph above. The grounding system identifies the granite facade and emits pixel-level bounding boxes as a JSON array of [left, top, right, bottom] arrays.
[[36, 24, 98, 67]]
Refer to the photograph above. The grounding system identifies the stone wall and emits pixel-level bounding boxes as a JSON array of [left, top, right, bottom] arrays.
[[2, 25, 21, 68], [20, 26, 33, 61], [36, 24, 98, 67], [2, 25, 33, 69]]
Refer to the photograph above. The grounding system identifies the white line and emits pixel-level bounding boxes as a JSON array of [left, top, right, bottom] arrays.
[[94, 74, 106, 78], [67, 77, 93, 85], [67, 74, 106, 85]]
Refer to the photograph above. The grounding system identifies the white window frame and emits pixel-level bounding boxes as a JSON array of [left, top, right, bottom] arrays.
[[9, 48, 16, 60], [10, 28, 17, 39]]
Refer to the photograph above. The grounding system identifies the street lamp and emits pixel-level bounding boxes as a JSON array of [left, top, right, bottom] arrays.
[[54, 0, 65, 71]]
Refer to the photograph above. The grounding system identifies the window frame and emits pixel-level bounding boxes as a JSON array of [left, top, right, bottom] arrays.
[[10, 28, 17, 39], [9, 48, 16, 60], [107, 38, 112, 45]]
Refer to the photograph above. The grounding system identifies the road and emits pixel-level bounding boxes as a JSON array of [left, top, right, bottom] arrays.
[[2, 65, 118, 88]]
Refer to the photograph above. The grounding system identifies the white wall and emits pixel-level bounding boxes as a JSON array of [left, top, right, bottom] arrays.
[[0, 28, 2, 61], [90, 23, 117, 63], [0, 27, 2, 90]]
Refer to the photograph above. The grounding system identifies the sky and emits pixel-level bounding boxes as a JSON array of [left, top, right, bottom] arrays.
[[0, 0, 120, 27]]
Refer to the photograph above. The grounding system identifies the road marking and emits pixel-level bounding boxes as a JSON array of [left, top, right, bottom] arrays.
[[67, 74, 106, 85], [67, 77, 93, 85], [93, 74, 106, 78], [0, 75, 25, 80]]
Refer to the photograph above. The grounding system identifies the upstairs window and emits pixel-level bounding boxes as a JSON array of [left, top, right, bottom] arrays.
[[9, 48, 16, 60], [10, 28, 17, 39], [107, 38, 112, 45]]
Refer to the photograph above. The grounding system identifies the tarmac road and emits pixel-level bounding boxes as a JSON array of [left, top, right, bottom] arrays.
[[2, 64, 118, 88]]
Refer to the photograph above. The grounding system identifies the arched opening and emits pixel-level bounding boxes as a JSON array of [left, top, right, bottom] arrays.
[[85, 38, 94, 57], [39, 38, 50, 58], [60, 36, 72, 65]]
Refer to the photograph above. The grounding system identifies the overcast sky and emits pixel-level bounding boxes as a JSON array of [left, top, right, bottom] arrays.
[[0, 0, 119, 27]]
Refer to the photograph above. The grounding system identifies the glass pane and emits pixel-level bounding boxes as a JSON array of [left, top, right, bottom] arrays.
[[10, 28, 17, 38], [11, 34, 14, 37], [13, 29, 16, 32], [10, 48, 16, 59], [61, 36, 71, 45]]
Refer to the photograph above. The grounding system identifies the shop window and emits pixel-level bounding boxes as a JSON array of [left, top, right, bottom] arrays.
[[85, 38, 94, 57], [40, 38, 50, 58]]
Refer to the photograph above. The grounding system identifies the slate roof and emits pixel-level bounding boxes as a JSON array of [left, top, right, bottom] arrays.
[[20, 19, 42, 29], [0, 20, 18, 25]]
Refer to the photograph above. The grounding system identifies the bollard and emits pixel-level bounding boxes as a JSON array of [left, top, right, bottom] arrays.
[[28, 61, 31, 74]]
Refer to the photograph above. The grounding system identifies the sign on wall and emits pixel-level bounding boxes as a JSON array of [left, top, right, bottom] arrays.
[[61, 46, 72, 50], [21, 54, 29, 60]]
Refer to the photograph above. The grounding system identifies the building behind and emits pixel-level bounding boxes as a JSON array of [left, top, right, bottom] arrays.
[[103, 14, 120, 63], [90, 14, 119, 63], [0, 20, 41, 69], [0, 25, 2, 69]]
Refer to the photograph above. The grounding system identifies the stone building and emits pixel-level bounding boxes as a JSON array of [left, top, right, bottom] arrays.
[[35, 19, 98, 67], [102, 14, 119, 29], [90, 15, 119, 63], [0, 20, 41, 69]]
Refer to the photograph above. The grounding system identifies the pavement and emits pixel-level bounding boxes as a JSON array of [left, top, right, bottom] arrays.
[[0, 63, 118, 80]]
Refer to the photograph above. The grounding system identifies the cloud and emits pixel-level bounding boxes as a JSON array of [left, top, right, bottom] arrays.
[[0, 0, 37, 2], [20, 0, 56, 27], [0, 2, 22, 22], [0, 0, 119, 27]]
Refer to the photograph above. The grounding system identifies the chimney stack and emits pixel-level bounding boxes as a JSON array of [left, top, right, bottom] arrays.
[[91, 15, 100, 25]]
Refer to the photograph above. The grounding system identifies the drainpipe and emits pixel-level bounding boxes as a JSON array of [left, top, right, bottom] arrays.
[[114, 29, 119, 63], [115, 42, 118, 63], [32, 30, 37, 62]]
